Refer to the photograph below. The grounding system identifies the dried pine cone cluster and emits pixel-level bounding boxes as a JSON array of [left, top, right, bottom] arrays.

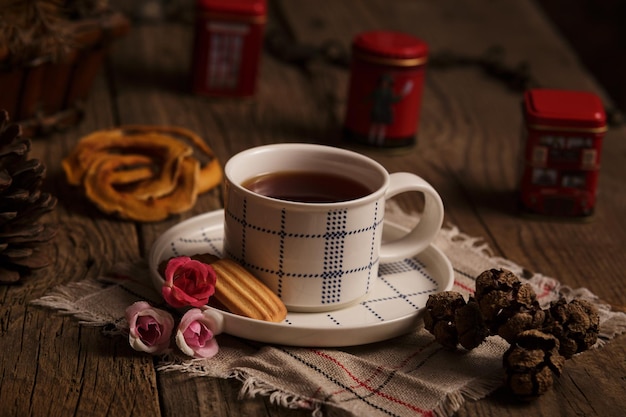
[[423, 268, 600, 400], [0, 110, 57, 283]]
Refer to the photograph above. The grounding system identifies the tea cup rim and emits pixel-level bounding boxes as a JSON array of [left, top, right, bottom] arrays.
[[224, 143, 390, 207]]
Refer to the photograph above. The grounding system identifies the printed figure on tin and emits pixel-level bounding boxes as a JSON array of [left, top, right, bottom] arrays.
[[367, 73, 413, 145]]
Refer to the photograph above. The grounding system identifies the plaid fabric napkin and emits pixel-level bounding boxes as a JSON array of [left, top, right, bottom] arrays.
[[32, 206, 626, 417]]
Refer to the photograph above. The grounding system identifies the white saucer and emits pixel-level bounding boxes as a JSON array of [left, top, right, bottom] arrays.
[[148, 210, 454, 347]]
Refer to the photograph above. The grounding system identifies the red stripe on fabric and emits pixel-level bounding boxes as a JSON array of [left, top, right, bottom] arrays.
[[396, 339, 437, 368], [453, 280, 475, 294], [536, 281, 557, 300], [312, 350, 434, 416], [327, 365, 385, 397], [326, 339, 438, 397]]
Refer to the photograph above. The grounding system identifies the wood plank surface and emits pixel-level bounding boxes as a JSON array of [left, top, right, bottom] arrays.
[[1, 0, 624, 416]]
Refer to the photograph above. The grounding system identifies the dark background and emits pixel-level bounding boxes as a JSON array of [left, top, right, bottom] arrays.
[[538, 0, 626, 115]]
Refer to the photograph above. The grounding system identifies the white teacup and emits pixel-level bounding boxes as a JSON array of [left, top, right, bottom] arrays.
[[223, 143, 444, 312]]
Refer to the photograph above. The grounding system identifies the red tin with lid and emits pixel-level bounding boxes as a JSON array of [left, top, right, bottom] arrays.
[[344, 31, 428, 148], [191, 0, 266, 97], [519, 88, 607, 219]]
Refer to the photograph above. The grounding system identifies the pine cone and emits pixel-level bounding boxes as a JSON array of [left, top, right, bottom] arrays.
[[475, 268, 541, 339], [424, 292, 490, 350], [543, 298, 600, 358], [503, 329, 566, 400], [423, 291, 467, 349], [497, 306, 546, 344], [0, 110, 57, 283], [455, 297, 490, 349]]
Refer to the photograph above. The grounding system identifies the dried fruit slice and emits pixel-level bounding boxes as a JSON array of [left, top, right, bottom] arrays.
[[119, 125, 222, 193], [62, 129, 193, 199], [83, 154, 200, 222], [63, 125, 223, 222]]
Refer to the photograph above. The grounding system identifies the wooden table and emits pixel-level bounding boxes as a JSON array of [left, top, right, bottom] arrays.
[[2, 0, 625, 416]]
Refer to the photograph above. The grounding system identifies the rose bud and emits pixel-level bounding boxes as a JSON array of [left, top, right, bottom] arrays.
[[176, 308, 219, 359], [125, 301, 174, 354], [162, 256, 217, 308]]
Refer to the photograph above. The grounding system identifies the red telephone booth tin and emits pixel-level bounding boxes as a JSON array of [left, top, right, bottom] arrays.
[[519, 88, 607, 219], [344, 31, 428, 148], [191, 0, 267, 97]]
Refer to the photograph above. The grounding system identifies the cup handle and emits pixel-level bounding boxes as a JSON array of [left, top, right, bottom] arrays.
[[379, 172, 444, 262]]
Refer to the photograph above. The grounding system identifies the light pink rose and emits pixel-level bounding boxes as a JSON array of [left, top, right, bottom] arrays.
[[125, 301, 174, 354], [162, 256, 217, 308], [175, 308, 219, 359]]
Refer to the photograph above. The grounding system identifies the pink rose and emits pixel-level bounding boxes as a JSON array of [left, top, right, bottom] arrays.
[[162, 256, 217, 308], [125, 301, 174, 354], [175, 308, 219, 359]]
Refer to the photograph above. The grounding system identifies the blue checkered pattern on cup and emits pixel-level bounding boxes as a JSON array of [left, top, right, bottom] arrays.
[[225, 196, 384, 309]]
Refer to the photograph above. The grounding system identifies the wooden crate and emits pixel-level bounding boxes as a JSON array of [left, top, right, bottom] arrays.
[[0, 11, 130, 137]]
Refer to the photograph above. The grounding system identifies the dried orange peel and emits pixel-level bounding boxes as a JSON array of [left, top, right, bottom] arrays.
[[62, 125, 222, 222]]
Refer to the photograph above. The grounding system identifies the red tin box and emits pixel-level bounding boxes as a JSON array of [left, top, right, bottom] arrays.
[[191, 0, 266, 97], [343, 31, 428, 148], [519, 88, 607, 219]]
